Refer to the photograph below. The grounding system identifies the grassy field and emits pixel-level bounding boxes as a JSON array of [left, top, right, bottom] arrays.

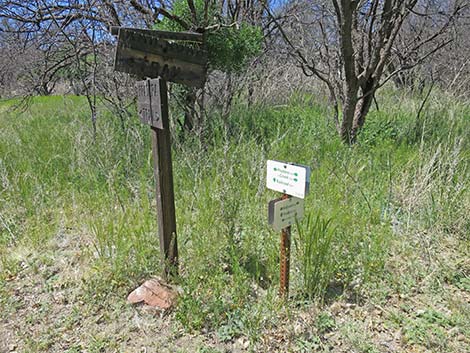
[[0, 90, 469, 352]]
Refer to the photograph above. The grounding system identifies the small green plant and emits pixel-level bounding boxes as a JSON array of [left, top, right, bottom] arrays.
[[294, 213, 336, 300], [341, 321, 381, 353], [316, 312, 336, 333], [196, 347, 224, 353], [402, 310, 453, 350], [294, 335, 322, 352], [455, 276, 470, 292]]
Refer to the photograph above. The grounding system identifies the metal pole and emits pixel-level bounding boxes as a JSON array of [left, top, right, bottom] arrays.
[[279, 193, 291, 298]]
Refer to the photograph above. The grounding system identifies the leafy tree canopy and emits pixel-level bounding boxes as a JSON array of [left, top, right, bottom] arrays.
[[156, 0, 263, 73]]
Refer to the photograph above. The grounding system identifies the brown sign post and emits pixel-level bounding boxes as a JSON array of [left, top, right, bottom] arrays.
[[149, 78, 178, 278], [112, 27, 207, 279]]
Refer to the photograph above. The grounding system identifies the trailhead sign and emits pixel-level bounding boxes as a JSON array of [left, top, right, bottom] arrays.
[[113, 27, 207, 88], [111, 26, 208, 280], [266, 160, 310, 199]]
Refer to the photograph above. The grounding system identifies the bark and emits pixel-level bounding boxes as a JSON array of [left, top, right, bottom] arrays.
[[339, 92, 357, 144], [351, 78, 375, 143], [337, 0, 359, 144], [183, 88, 197, 131], [221, 73, 234, 132], [350, 93, 374, 143]]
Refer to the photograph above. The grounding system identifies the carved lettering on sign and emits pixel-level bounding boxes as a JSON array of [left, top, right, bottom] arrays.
[[149, 79, 162, 127], [114, 29, 207, 88], [136, 80, 150, 125]]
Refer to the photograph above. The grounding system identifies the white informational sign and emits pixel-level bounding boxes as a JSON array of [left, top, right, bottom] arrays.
[[268, 196, 305, 231], [266, 160, 310, 199]]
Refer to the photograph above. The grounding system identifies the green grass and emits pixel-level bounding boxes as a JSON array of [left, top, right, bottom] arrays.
[[0, 89, 469, 351]]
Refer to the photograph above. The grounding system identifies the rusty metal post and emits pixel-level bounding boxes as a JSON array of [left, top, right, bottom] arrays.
[[279, 193, 291, 299]]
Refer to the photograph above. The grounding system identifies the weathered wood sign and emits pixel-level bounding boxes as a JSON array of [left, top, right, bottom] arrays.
[[114, 27, 207, 87], [268, 196, 305, 231], [110, 26, 204, 42], [136, 79, 163, 129], [111, 26, 208, 280]]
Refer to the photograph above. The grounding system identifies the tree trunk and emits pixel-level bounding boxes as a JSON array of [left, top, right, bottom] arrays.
[[339, 83, 358, 144], [340, 79, 375, 144], [350, 93, 374, 143], [351, 78, 375, 143], [183, 88, 197, 132]]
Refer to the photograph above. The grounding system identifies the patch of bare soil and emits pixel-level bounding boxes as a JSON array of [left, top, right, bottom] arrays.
[[1, 231, 469, 352], [0, 232, 225, 352]]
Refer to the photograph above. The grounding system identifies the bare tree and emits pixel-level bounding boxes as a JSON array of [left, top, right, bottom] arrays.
[[0, 1, 169, 132], [267, 0, 466, 144], [0, 1, 271, 138]]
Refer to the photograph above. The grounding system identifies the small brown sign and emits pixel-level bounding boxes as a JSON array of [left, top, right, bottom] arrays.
[[115, 28, 207, 87], [136, 79, 163, 129]]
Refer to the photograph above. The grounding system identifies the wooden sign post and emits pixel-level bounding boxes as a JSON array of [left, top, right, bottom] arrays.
[[111, 27, 207, 280], [267, 160, 310, 299], [149, 79, 178, 278]]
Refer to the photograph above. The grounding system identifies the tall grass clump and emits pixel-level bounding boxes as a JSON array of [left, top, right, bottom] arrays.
[[88, 204, 160, 287], [0, 97, 85, 248], [397, 139, 469, 238], [393, 91, 470, 239], [294, 213, 335, 300]]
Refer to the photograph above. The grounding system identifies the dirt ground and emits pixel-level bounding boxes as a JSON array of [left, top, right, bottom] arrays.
[[1, 230, 469, 353]]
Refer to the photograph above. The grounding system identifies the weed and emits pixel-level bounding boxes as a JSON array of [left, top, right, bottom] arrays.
[[402, 310, 452, 350], [294, 335, 322, 352], [316, 312, 336, 333], [340, 321, 380, 353], [294, 214, 335, 300], [196, 347, 224, 353]]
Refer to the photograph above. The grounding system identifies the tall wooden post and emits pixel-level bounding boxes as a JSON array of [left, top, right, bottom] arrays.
[[111, 26, 208, 286], [150, 79, 178, 279], [279, 193, 291, 298]]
